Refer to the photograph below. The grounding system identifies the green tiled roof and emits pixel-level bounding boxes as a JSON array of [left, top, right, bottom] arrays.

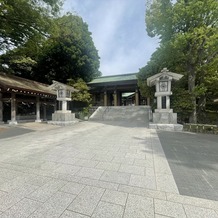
[[88, 73, 138, 84]]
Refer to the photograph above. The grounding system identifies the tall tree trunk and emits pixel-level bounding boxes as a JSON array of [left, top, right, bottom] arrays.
[[188, 70, 197, 123], [197, 95, 206, 123]]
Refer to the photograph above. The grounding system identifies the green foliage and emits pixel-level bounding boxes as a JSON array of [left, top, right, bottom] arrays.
[[0, 13, 101, 84], [0, 0, 62, 51], [68, 78, 92, 105], [33, 14, 101, 83], [140, 0, 218, 123]]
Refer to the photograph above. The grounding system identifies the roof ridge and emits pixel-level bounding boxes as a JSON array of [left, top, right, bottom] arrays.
[[0, 72, 50, 87], [96, 73, 138, 78]]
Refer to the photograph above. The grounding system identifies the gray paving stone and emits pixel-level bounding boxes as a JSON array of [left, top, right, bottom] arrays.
[[133, 159, 148, 167], [0, 178, 38, 196], [0, 198, 42, 218], [28, 179, 67, 202], [58, 157, 78, 165], [123, 194, 154, 218], [67, 185, 105, 216], [129, 174, 156, 190], [112, 157, 134, 165], [155, 214, 170, 218], [95, 162, 120, 171], [0, 168, 24, 180], [92, 201, 124, 218], [184, 205, 218, 218], [60, 210, 89, 218], [0, 191, 22, 212], [92, 155, 114, 162], [29, 191, 76, 218], [75, 167, 104, 180], [18, 174, 52, 187], [100, 171, 131, 185], [154, 199, 186, 218], [61, 182, 85, 195], [156, 173, 179, 194], [118, 184, 166, 200], [79, 178, 119, 190], [74, 159, 99, 168], [125, 153, 146, 160], [76, 153, 95, 160], [119, 164, 145, 175], [101, 189, 128, 206], [166, 193, 218, 211], [55, 165, 81, 175]]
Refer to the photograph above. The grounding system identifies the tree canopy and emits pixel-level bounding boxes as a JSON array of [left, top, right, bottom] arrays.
[[34, 14, 101, 83], [0, 0, 62, 51], [139, 0, 218, 123], [0, 10, 101, 83]]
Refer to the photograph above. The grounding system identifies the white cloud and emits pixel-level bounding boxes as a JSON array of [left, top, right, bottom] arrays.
[[63, 0, 159, 76]]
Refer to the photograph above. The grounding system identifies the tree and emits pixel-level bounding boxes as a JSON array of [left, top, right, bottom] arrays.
[[33, 14, 101, 83], [142, 0, 218, 123], [68, 78, 92, 105], [0, 0, 62, 51]]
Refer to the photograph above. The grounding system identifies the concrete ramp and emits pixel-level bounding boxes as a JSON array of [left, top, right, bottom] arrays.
[[90, 106, 151, 124]]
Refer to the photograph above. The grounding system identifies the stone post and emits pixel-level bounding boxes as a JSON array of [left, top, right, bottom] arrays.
[[147, 97, 150, 106], [114, 90, 117, 106], [43, 104, 47, 121], [157, 96, 162, 110], [35, 96, 41, 122], [135, 89, 139, 106], [104, 91, 108, 106], [0, 93, 3, 123], [166, 96, 170, 110], [9, 93, 17, 125], [62, 100, 67, 111]]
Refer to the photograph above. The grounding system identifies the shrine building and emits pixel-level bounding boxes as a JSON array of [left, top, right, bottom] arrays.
[[88, 73, 150, 107], [0, 72, 56, 124]]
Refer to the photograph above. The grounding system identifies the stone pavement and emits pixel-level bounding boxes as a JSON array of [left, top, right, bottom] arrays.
[[158, 131, 218, 201], [0, 121, 218, 218]]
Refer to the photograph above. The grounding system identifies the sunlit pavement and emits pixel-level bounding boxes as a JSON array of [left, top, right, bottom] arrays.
[[0, 121, 218, 218]]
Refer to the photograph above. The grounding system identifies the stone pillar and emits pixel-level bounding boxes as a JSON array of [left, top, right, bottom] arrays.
[[157, 96, 162, 110], [0, 93, 3, 123], [35, 97, 41, 122], [62, 100, 67, 111], [9, 93, 17, 125], [147, 97, 150, 106], [43, 104, 47, 121], [135, 89, 139, 106], [104, 91, 108, 106], [117, 91, 121, 106], [166, 96, 170, 109], [114, 90, 117, 106]]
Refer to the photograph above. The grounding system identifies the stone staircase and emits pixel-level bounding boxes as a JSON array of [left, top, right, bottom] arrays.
[[89, 106, 151, 124]]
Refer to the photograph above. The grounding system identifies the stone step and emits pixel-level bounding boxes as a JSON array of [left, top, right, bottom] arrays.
[[89, 106, 151, 124]]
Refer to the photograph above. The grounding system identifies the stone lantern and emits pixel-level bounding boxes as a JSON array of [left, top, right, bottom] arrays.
[[48, 80, 78, 125], [147, 68, 183, 130]]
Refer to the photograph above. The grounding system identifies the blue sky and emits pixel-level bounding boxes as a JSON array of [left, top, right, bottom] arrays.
[[63, 0, 159, 76]]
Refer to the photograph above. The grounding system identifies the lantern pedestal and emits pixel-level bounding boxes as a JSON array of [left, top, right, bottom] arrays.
[[147, 68, 184, 131], [48, 111, 78, 126]]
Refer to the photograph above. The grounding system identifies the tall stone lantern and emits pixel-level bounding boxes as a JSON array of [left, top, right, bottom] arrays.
[[147, 68, 183, 130], [48, 80, 78, 125]]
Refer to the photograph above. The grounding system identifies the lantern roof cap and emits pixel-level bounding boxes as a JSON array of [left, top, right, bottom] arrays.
[[147, 68, 183, 87], [48, 80, 78, 92]]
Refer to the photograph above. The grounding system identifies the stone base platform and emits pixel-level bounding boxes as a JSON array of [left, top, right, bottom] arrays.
[[47, 120, 79, 126], [149, 123, 183, 131], [48, 112, 78, 126], [153, 112, 177, 124]]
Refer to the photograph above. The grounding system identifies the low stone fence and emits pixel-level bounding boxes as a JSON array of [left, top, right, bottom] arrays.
[[183, 123, 218, 134]]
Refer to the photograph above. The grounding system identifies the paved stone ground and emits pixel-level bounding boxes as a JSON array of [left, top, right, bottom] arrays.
[[0, 121, 218, 218], [158, 131, 218, 201]]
